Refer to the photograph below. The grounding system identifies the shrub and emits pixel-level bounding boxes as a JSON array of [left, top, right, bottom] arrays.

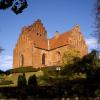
[[95, 89, 100, 96], [28, 74, 37, 87], [0, 80, 13, 85], [0, 70, 5, 74], [17, 73, 27, 88], [5, 66, 39, 74], [28, 75, 38, 96]]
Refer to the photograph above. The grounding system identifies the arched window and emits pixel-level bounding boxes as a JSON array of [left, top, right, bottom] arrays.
[[42, 53, 45, 65], [20, 54, 24, 66], [55, 51, 61, 63]]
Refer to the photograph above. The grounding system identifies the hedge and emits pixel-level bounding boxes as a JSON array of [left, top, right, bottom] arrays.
[[5, 66, 39, 74]]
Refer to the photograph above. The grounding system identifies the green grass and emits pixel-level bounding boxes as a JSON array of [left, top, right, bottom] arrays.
[[0, 70, 44, 87], [0, 66, 87, 87], [0, 66, 58, 87]]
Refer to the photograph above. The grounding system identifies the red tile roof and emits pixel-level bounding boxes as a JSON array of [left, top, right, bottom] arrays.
[[22, 19, 76, 50], [49, 32, 70, 49]]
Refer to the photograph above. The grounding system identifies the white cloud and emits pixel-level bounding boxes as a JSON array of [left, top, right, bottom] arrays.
[[0, 55, 13, 71], [85, 37, 98, 52]]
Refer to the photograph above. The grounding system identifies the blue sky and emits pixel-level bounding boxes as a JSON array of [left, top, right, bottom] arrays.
[[0, 0, 96, 71]]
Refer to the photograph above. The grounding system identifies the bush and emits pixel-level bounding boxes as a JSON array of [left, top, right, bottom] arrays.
[[95, 89, 100, 96], [0, 70, 5, 75], [17, 73, 27, 88], [5, 66, 39, 74], [0, 80, 13, 85], [28, 75, 38, 96], [41, 66, 61, 72], [28, 74, 37, 87]]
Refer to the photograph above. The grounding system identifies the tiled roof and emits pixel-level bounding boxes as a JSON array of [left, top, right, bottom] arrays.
[[34, 38, 48, 50], [49, 32, 70, 49], [23, 19, 73, 50]]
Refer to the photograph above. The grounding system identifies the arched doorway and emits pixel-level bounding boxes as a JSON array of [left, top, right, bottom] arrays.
[[42, 53, 46, 65], [20, 54, 24, 66]]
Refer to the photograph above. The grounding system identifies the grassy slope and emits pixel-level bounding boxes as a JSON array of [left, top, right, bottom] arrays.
[[0, 70, 44, 87]]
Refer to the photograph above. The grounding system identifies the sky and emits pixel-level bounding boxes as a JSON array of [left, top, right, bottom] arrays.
[[0, 0, 97, 71]]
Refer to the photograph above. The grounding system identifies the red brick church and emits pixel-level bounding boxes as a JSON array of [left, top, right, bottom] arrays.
[[13, 19, 88, 68]]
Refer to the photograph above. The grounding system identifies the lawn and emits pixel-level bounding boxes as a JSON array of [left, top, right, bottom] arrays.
[[0, 70, 44, 87]]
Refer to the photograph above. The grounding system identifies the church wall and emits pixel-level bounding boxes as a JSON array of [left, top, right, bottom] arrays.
[[32, 47, 49, 68], [68, 26, 88, 57], [47, 45, 69, 66], [32, 47, 42, 68], [13, 33, 33, 68]]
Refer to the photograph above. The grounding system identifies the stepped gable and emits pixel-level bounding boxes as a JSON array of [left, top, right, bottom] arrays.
[[26, 19, 48, 50], [18, 20, 84, 50]]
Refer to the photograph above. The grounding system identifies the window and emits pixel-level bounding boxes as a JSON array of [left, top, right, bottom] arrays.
[[55, 51, 61, 63], [42, 53, 46, 65], [20, 54, 24, 66]]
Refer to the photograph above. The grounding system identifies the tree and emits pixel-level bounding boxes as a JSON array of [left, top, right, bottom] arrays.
[[0, 0, 28, 14], [17, 73, 27, 99], [62, 49, 81, 66], [94, 0, 100, 50], [28, 75, 38, 96], [17, 73, 27, 88]]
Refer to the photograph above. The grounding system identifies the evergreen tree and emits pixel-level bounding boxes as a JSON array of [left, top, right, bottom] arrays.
[[17, 73, 27, 99], [28, 75, 38, 96], [17, 73, 27, 88]]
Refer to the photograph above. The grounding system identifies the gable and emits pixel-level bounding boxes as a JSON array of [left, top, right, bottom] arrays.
[[26, 19, 47, 39], [14, 20, 88, 52], [15, 28, 33, 51]]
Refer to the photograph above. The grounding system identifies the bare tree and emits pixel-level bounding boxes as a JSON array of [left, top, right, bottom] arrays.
[[95, 0, 100, 50]]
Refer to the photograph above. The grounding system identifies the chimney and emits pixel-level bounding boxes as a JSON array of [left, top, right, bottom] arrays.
[[55, 31, 60, 38]]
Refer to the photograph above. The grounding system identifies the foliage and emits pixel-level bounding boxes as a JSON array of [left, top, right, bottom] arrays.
[[28, 74, 38, 96], [61, 50, 100, 80], [41, 66, 61, 76], [95, 89, 100, 96], [17, 73, 27, 88], [5, 67, 39, 75], [62, 49, 81, 66], [28, 74, 37, 87], [0, 80, 13, 85], [0, 70, 5, 75], [0, 0, 28, 14]]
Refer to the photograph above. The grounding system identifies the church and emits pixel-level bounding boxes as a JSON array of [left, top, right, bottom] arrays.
[[13, 19, 88, 68]]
